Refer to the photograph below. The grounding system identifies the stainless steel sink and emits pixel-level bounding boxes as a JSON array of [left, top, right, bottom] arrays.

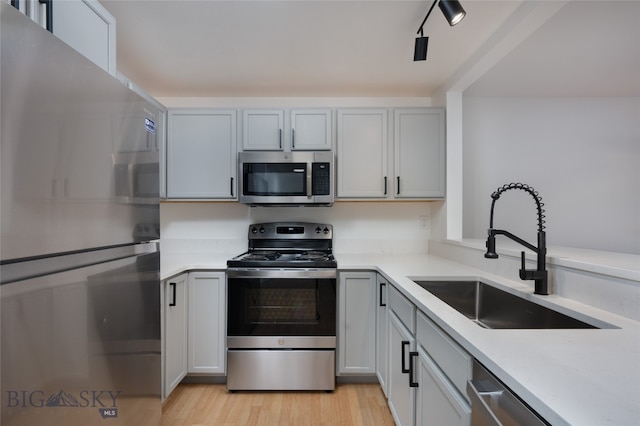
[[413, 280, 609, 329]]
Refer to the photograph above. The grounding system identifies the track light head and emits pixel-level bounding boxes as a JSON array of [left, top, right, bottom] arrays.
[[438, 0, 466, 26], [414, 36, 429, 61]]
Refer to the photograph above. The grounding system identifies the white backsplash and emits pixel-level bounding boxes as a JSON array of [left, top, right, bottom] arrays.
[[160, 201, 433, 254]]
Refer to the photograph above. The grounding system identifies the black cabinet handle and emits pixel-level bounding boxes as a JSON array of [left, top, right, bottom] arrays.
[[230, 177, 234, 197], [279, 129, 283, 149], [397, 176, 400, 195], [169, 282, 177, 306], [292, 128, 295, 148], [401, 340, 410, 373], [38, 0, 53, 32], [379, 281, 386, 307], [409, 351, 419, 388], [384, 176, 388, 195]]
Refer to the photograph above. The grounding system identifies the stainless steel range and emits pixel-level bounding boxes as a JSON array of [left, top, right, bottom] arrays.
[[226, 222, 337, 391]]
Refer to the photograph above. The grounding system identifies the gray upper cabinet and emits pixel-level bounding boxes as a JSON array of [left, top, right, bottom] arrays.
[[242, 108, 332, 151], [290, 109, 332, 150], [337, 109, 389, 198], [337, 107, 445, 200], [167, 109, 237, 199], [242, 109, 285, 150], [394, 108, 445, 198], [52, 0, 116, 75]]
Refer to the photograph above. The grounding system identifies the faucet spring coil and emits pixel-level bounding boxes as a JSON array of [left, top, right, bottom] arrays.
[[490, 182, 546, 232]]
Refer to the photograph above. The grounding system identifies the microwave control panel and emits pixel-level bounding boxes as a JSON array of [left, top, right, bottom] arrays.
[[312, 163, 331, 195]]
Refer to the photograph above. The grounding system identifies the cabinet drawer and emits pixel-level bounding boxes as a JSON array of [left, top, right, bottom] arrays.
[[389, 285, 415, 334], [416, 310, 471, 401]]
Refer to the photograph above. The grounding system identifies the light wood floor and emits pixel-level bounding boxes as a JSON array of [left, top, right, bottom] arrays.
[[162, 383, 395, 425]]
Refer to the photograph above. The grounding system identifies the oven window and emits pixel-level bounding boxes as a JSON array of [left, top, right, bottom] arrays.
[[243, 163, 307, 196], [227, 278, 336, 336]]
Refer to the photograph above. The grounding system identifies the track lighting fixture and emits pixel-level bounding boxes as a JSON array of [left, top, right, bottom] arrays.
[[414, 29, 429, 61], [414, 0, 466, 61]]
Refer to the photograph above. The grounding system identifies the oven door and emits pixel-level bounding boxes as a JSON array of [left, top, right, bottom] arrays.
[[227, 271, 336, 349]]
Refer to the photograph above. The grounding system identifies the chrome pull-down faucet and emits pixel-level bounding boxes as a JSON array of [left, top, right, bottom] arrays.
[[484, 183, 548, 295]]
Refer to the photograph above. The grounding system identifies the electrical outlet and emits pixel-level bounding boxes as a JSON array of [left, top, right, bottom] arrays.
[[419, 215, 430, 230]]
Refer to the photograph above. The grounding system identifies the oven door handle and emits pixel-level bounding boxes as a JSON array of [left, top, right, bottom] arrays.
[[227, 268, 337, 279], [306, 163, 312, 199]]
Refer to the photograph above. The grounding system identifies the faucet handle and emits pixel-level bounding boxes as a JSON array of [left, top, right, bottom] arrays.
[[519, 251, 534, 280]]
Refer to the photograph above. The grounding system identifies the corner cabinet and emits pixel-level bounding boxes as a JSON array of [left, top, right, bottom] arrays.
[[187, 272, 226, 374], [337, 272, 377, 375], [336, 107, 445, 200], [167, 109, 237, 199], [163, 274, 188, 398]]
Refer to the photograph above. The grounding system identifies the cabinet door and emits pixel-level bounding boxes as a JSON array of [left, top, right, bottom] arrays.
[[387, 311, 416, 426], [52, 0, 116, 75], [167, 110, 237, 199], [164, 274, 188, 397], [376, 275, 389, 396], [416, 347, 471, 426], [337, 109, 388, 198], [394, 108, 445, 198], [242, 109, 284, 150], [291, 109, 332, 150], [337, 272, 376, 375], [188, 272, 226, 374]]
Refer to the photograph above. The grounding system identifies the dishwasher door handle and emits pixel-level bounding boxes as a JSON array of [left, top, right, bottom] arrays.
[[467, 380, 503, 426], [467, 377, 548, 426]]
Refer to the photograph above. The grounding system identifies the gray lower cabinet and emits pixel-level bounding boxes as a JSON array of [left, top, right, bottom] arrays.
[[163, 273, 188, 399], [376, 274, 389, 396], [383, 283, 471, 426], [416, 310, 472, 426], [187, 271, 226, 375], [388, 310, 416, 426], [163, 271, 226, 400], [337, 271, 377, 375], [387, 285, 417, 426]]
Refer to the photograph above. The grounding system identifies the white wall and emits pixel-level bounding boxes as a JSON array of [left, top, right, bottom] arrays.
[[462, 96, 640, 255], [161, 201, 434, 255]]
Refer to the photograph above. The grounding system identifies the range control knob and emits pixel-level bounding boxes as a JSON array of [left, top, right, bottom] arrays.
[[323, 227, 330, 234], [259, 226, 266, 234], [251, 227, 258, 234], [315, 227, 322, 234]]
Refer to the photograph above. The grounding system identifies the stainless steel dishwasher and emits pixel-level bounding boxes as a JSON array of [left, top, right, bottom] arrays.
[[467, 360, 549, 426]]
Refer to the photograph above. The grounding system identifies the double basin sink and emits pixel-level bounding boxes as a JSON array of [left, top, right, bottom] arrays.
[[412, 280, 612, 329]]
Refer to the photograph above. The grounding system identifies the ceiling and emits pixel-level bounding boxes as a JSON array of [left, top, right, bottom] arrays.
[[101, 0, 640, 99]]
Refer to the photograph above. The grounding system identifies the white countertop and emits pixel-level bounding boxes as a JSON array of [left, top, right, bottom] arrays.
[[161, 251, 640, 426]]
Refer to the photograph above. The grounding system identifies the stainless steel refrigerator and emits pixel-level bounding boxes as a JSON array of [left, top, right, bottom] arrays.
[[1, 4, 162, 425]]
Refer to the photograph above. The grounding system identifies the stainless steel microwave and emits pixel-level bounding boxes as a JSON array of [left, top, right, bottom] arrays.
[[238, 151, 334, 206]]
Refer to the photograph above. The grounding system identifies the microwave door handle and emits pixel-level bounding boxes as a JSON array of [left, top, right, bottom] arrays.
[[307, 164, 312, 198]]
